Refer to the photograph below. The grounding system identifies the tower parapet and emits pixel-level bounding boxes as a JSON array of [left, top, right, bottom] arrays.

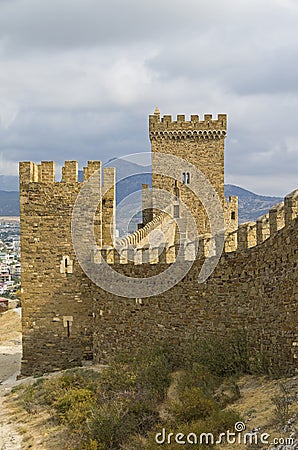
[[149, 112, 227, 138]]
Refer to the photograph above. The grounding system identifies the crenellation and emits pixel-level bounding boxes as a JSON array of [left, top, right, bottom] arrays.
[[37, 164, 42, 181], [256, 214, 270, 244], [62, 161, 78, 183], [102, 167, 116, 246], [177, 114, 185, 123], [161, 114, 172, 123], [223, 190, 298, 254], [40, 161, 55, 183], [100, 246, 114, 264], [224, 229, 237, 253], [83, 166, 88, 181], [84, 160, 102, 181], [203, 114, 212, 123], [269, 202, 285, 235], [19, 161, 39, 184], [141, 183, 153, 226], [284, 189, 298, 225], [237, 222, 257, 251], [149, 112, 227, 134]]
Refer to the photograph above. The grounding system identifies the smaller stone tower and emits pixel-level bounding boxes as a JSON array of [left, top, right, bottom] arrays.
[[19, 160, 116, 376]]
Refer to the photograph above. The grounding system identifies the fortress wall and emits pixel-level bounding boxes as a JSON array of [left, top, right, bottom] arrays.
[[93, 214, 298, 376], [19, 159, 298, 376]]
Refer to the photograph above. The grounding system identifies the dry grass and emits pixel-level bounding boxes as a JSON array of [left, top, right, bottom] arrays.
[[221, 375, 298, 450], [3, 392, 67, 449], [0, 309, 21, 344]]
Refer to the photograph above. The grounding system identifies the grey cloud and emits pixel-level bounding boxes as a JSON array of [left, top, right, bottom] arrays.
[[1, 0, 293, 53], [0, 0, 219, 53], [0, 0, 297, 196]]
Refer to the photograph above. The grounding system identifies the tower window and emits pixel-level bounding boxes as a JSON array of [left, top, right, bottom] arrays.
[[60, 255, 73, 274], [63, 315, 73, 337], [182, 172, 190, 184], [67, 320, 71, 337], [174, 204, 180, 218], [231, 211, 236, 220]]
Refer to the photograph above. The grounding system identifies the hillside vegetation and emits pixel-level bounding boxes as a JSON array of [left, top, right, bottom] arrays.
[[5, 333, 297, 449]]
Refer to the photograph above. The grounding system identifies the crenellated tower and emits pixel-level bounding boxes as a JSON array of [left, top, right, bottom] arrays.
[[19, 160, 116, 375], [149, 108, 238, 235]]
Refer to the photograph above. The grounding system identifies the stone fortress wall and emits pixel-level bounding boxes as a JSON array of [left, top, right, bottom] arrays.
[[92, 188, 298, 377], [19, 112, 298, 376]]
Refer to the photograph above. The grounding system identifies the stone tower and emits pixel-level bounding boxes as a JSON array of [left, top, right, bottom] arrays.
[[19, 160, 116, 376], [149, 108, 238, 235]]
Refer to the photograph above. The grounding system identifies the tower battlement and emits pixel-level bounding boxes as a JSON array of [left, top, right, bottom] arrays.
[[19, 160, 104, 184], [149, 109, 227, 140]]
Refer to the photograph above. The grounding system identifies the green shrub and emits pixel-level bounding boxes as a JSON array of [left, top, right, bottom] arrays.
[[176, 364, 220, 397], [53, 387, 96, 426], [271, 383, 291, 423], [102, 345, 172, 404], [249, 350, 270, 375], [144, 408, 242, 450], [168, 387, 218, 424], [213, 379, 241, 407], [183, 331, 249, 377], [22, 384, 38, 414], [42, 369, 102, 406]]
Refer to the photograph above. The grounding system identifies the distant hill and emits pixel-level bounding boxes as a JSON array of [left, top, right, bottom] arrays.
[[0, 191, 19, 216], [0, 166, 284, 223], [224, 185, 282, 223]]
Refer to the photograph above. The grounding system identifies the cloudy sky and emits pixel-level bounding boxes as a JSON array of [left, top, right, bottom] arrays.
[[0, 0, 297, 195]]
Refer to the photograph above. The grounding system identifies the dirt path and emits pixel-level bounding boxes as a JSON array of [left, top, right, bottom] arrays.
[[0, 309, 23, 450]]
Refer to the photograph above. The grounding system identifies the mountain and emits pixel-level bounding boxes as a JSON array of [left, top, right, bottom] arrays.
[[0, 165, 284, 223], [104, 159, 151, 204], [224, 184, 282, 223], [0, 191, 19, 216]]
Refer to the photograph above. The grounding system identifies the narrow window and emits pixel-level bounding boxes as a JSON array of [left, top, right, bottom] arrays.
[[174, 204, 179, 218], [182, 172, 190, 184], [64, 257, 68, 268], [231, 211, 236, 220], [67, 320, 71, 337]]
